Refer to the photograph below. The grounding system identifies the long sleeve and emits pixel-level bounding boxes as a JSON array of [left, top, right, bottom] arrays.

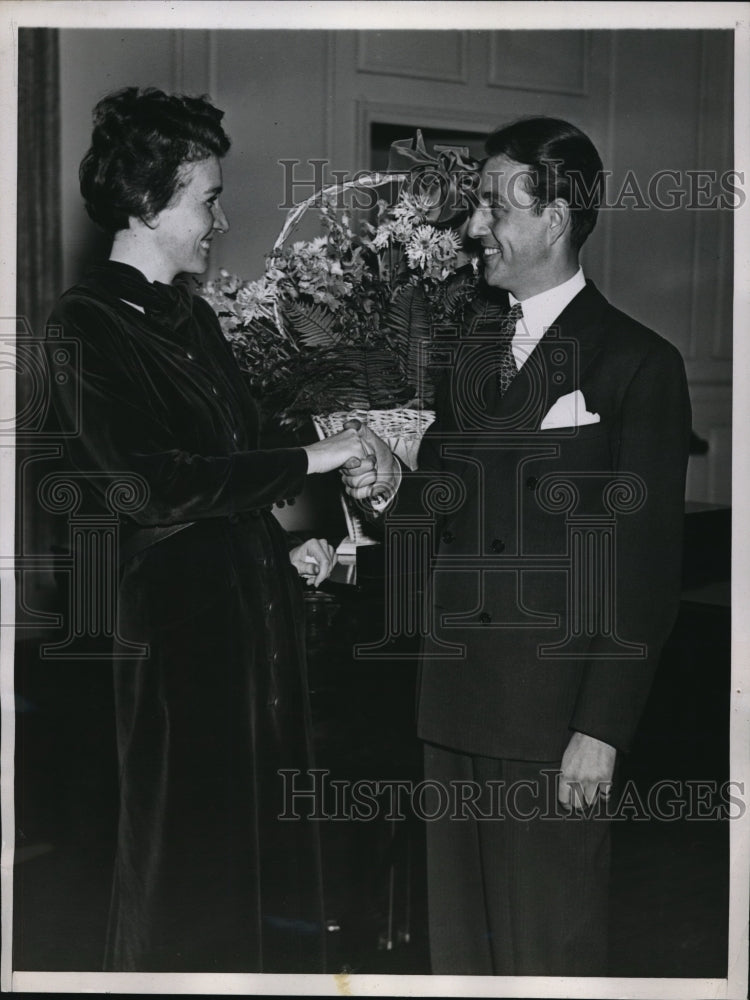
[[570, 338, 692, 751], [48, 293, 308, 526]]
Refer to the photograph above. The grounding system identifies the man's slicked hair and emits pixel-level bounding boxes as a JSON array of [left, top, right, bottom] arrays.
[[485, 116, 604, 250]]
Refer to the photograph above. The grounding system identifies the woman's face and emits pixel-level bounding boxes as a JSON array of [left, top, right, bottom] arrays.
[[150, 155, 228, 280]]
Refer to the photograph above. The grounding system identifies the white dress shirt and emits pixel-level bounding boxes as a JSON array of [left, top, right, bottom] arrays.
[[509, 267, 586, 369]]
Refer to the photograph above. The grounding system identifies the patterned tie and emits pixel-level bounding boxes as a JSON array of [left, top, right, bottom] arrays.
[[497, 302, 523, 397]]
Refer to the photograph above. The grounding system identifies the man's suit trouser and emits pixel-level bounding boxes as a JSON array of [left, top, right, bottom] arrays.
[[423, 742, 611, 976]]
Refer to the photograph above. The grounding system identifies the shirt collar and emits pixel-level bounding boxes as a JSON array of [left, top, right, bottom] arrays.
[[509, 268, 586, 365]]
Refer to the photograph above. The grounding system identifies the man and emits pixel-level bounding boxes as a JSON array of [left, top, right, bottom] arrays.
[[343, 116, 691, 976]]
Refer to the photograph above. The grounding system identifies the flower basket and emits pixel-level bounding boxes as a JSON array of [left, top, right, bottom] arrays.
[[201, 131, 481, 430], [200, 131, 481, 550]]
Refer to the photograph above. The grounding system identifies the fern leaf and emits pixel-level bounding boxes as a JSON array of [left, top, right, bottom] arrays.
[[283, 301, 341, 349]]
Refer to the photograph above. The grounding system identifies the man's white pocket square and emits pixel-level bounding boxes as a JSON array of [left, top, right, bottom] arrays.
[[540, 390, 600, 430]]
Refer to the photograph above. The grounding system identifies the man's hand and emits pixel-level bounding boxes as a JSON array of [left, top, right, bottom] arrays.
[[289, 537, 336, 588], [340, 422, 399, 504], [558, 731, 616, 810]]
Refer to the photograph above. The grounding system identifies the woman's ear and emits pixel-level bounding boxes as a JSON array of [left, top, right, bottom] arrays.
[[131, 211, 159, 232]]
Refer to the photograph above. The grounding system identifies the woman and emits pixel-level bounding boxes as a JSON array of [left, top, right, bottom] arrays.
[[48, 87, 363, 972]]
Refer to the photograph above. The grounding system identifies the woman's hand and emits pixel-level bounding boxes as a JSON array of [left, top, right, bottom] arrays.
[[289, 538, 337, 588], [303, 428, 367, 475], [341, 423, 399, 503]]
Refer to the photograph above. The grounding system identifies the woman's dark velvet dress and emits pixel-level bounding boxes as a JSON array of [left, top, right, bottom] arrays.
[[47, 261, 325, 972]]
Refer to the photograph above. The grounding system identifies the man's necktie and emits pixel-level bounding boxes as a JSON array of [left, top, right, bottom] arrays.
[[497, 302, 523, 397]]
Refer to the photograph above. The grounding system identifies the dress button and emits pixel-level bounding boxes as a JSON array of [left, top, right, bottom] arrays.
[[526, 476, 538, 491], [479, 612, 492, 624], [232, 430, 240, 443], [491, 539, 505, 553], [441, 530, 454, 544], [186, 351, 195, 361], [211, 386, 219, 396]]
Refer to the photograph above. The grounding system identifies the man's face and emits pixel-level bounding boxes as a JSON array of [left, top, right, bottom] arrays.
[[467, 154, 552, 300]]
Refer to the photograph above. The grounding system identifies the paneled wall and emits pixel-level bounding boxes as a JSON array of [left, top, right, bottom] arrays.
[[58, 28, 734, 512]]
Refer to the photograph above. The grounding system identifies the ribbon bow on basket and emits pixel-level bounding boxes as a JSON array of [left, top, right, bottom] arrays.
[[386, 129, 480, 227]]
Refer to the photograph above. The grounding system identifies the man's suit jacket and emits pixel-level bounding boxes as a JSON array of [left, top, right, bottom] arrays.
[[388, 280, 691, 763]]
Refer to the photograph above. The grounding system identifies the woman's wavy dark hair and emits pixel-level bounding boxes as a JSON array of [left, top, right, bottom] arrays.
[[485, 116, 604, 250], [79, 87, 231, 234]]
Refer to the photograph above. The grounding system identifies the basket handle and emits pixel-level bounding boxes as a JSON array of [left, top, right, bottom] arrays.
[[271, 172, 404, 340], [272, 171, 405, 252]]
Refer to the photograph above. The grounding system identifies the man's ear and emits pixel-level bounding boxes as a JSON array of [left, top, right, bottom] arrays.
[[545, 198, 571, 245]]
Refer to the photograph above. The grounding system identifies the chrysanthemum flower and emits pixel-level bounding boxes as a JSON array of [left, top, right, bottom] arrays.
[[405, 225, 440, 270]]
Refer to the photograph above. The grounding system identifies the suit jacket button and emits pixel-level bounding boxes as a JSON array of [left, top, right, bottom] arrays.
[[479, 612, 491, 624], [491, 538, 505, 553], [441, 530, 454, 544], [526, 476, 538, 491]]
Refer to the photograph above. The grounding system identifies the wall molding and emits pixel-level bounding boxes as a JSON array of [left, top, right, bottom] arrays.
[[170, 30, 185, 91], [684, 358, 733, 386], [356, 99, 499, 171], [324, 31, 337, 165], [488, 31, 589, 96], [357, 31, 468, 84], [712, 39, 733, 362], [172, 29, 213, 96], [688, 32, 709, 362]]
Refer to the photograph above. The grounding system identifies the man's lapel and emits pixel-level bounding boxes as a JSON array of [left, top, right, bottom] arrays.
[[446, 281, 611, 500], [484, 280, 609, 432]]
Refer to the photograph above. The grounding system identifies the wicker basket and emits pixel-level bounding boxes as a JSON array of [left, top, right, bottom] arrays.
[[312, 407, 435, 549], [277, 175, 435, 550]]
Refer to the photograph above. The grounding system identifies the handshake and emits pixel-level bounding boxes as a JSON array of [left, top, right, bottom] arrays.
[[302, 418, 400, 506], [291, 420, 400, 588]]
